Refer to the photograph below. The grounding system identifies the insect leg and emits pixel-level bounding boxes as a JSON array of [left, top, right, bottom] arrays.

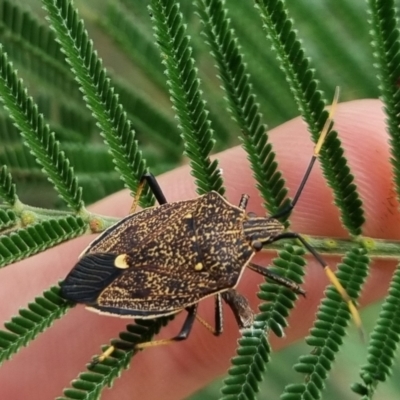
[[90, 346, 116, 367], [196, 291, 256, 335], [214, 293, 223, 334], [135, 304, 198, 349], [273, 231, 362, 331], [247, 263, 306, 296], [195, 294, 224, 336], [238, 194, 250, 210], [130, 172, 168, 213], [271, 87, 339, 220], [140, 172, 168, 204], [222, 289, 254, 329], [93, 306, 199, 362]]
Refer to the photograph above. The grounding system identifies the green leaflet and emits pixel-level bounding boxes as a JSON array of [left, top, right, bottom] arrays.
[[220, 244, 306, 400], [0, 208, 16, 231], [354, 264, 400, 397], [255, 0, 365, 236], [0, 0, 398, 399], [196, 0, 290, 219], [0, 216, 85, 268], [58, 317, 174, 400], [0, 165, 17, 205], [42, 0, 153, 208], [281, 246, 370, 400], [0, 286, 71, 364], [0, 47, 84, 211], [367, 0, 400, 208], [150, 0, 225, 196]]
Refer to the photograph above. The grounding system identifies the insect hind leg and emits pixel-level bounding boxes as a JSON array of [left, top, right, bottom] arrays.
[[136, 304, 198, 349], [91, 305, 198, 365]]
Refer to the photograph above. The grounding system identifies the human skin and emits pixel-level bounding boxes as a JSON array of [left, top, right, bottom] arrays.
[[0, 99, 399, 400]]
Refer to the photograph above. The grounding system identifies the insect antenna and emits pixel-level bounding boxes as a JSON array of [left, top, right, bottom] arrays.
[[270, 87, 363, 335], [276, 232, 362, 332], [271, 87, 339, 220]]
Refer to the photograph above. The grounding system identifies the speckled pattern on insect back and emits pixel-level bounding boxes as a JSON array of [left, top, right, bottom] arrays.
[[81, 192, 255, 315]]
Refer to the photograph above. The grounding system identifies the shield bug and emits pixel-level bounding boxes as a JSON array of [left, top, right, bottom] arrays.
[[60, 89, 360, 362]]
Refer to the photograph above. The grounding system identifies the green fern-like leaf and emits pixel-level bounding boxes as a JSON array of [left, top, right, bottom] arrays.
[[150, 0, 224, 196], [0, 46, 84, 211], [42, 0, 153, 207], [281, 246, 370, 399], [220, 321, 271, 400], [257, 245, 306, 337], [0, 285, 71, 364], [196, 0, 290, 218], [0, 165, 17, 204], [353, 264, 400, 397], [220, 244, 306, 400], [346, 3, 400, 397], [104, 0, 167, 91], [0, 209, 16, 232], [0, 0, 81, 102], [367, 0, 400, 203], [58, 317, 174, 400], [255, 0, 365, 236], [0, 216, 85, 268]]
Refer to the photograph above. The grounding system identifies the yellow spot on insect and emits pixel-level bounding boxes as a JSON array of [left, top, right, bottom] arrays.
[[195, 262, 203, 271], [184, 213, 193, 219], [114, 254, 130, 269]]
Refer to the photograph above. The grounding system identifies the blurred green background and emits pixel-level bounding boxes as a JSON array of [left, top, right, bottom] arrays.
[[1, 0, 400, 398]]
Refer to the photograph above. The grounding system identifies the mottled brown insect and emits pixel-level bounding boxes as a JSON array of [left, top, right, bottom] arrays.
[[60, 89, 360, 360], [61, 181, 303, 345]]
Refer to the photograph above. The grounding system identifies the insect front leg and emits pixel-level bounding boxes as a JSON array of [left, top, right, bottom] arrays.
[[130, 172, 168, 213]]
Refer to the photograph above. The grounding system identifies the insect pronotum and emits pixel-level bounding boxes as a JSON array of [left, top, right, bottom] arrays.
[[60, 88, 361, 364]]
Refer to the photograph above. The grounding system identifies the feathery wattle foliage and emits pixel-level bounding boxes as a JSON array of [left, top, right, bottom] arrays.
[[0, 0, 398, 399]]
